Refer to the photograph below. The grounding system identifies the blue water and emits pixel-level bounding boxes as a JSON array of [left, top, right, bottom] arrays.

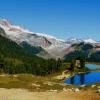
[[86, 64, 100, 70], [64, 72, 100, 85], [64, 64, 100, 85]]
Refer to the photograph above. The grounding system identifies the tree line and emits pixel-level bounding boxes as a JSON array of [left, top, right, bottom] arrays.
[[0, 57, 63, 76], [0, 34, 64, 76]]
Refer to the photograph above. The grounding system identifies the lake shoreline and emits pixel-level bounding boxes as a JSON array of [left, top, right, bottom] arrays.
[[64, 63, 100, 85], [0, 63, 99, 99]]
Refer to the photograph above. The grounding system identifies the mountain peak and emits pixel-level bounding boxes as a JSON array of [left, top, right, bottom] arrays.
[[83, 38, 96, 44], [0, 18, 34, 35], [0, 18, 65, 42], [0, 19, 12, 27], [66, 37, 82, 44]]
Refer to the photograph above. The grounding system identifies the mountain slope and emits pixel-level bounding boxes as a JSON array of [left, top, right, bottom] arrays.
[[0, 27, 6, 37], [0, 29, 63, 75], [64, 42, 100, 62], [0, 32, 44, 64], [0, 19, 64, 48], [0, 19, 69, 59], [0, 19, 99, 60], [20, 41, 53, 59], [0, 31, 47, 74]]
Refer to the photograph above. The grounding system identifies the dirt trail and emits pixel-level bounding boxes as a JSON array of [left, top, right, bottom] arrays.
[[0, 88, 99, 100]]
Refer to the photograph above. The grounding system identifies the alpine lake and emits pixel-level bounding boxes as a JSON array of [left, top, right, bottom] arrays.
[[64, 64, 100, 85]]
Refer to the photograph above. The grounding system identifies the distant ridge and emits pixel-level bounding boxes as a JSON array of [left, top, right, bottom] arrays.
[[0, 18, 98, 59]]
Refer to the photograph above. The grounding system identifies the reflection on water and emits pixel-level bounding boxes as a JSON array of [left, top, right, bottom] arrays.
[[69, 73, 85, 85], [69, 73, 87, 85], [80, 74, 85, 85], [70, 75, 74, 84], [65, 72, 100, 85]]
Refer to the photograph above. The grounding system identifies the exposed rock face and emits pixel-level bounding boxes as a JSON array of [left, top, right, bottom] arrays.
[[0, 19, 11, 27], [0, 27, 6, 36], [0, 19, 70, 59], [0, 19, 99, 59]]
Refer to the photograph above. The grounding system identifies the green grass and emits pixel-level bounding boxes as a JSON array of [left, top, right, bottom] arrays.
[[0, 74, 62, 91], [0, 62, 99, 92], [0, 73, 79, 92]]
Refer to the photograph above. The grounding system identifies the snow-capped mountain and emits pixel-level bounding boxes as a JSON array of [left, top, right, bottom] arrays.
[[66, 37, 83, 44], [66, 37, 97, 44], [83, 38, 96, 44], [0, 19, 98, 59], [0, 19, 70, 58], [0, 19, 67, 48]]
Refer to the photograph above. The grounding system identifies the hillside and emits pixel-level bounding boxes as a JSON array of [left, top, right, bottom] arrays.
[[0, 33, 43, 72], [0, 19, 70, 59], [0, 19, 99, 60], [0, 32, 63, 75], [64, 42, 100, 62], [20, 41, 53, 59]]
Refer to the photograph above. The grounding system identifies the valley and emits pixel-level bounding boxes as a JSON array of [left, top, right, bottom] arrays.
[[0, 19, 100, 100], [0, 0, 100, 99]]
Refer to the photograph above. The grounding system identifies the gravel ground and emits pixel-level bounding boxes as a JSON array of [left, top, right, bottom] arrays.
[[0, 88, 99, 100]]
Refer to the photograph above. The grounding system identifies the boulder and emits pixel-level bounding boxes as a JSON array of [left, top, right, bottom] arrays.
[[91, 85, 96, 88], [74, 88, 80, 92], [63, 87, 67, 92]]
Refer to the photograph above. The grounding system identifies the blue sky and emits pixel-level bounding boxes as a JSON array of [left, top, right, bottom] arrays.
[[0, 0, 100, 41]]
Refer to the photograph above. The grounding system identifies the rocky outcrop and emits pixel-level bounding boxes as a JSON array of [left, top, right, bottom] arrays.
[[0, 27, 6, 36]]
